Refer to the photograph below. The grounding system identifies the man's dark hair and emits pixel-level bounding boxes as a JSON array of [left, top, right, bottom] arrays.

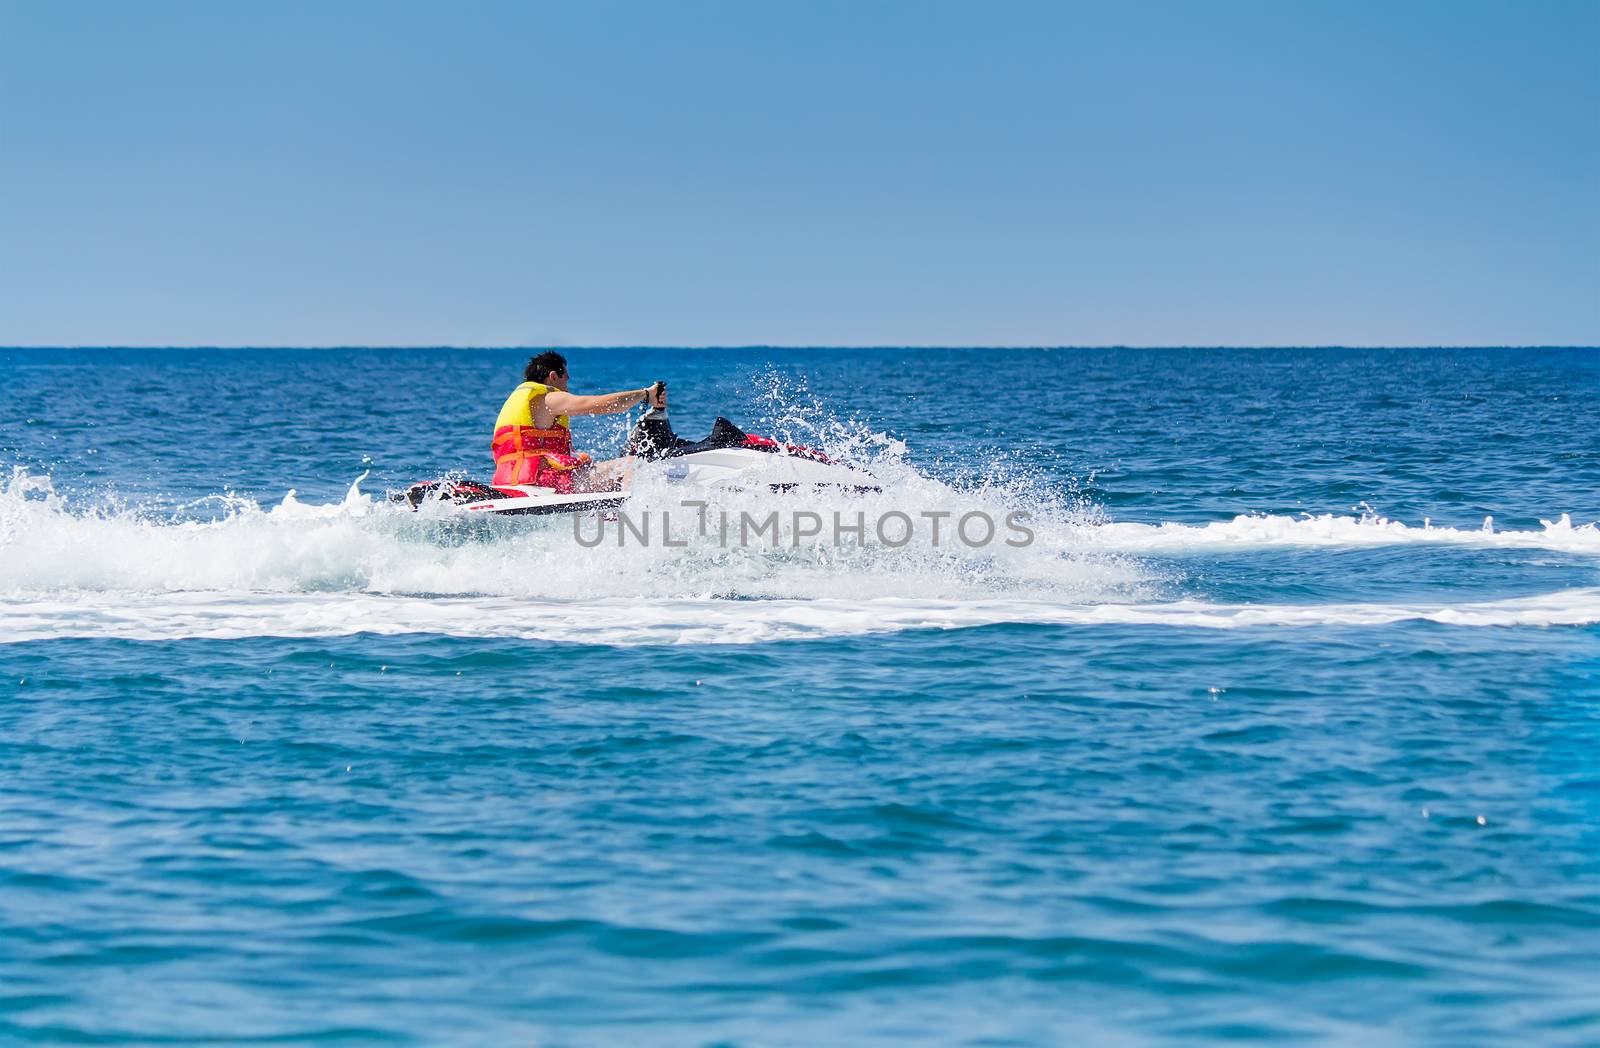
[[524, 351, 568, 384]]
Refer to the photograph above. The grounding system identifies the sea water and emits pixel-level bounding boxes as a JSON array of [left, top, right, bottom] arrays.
[[1, 347, 1597, 1043]]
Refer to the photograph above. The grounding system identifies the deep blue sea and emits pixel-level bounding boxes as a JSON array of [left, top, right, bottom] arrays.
[[3, 347, 1599, 1044]]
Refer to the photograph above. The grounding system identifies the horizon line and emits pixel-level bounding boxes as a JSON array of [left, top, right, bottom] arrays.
[[4, 344, 1598, 352]]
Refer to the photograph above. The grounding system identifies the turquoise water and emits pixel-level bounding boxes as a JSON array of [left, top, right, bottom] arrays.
[[3, 348, 1599, 1043]]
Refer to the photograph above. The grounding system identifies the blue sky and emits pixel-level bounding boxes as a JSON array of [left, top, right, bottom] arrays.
[[1, 0, 1594, 346]]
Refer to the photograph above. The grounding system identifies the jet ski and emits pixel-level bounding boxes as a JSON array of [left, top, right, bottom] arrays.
[[395, 392, 875, 517]]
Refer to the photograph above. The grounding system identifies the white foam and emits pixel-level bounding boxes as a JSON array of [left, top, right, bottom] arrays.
[[1080, 510, 1600, 555], [4, 466, 1599, 646], [0, 466, 1140, 604], [3, 588, 1598, 647]]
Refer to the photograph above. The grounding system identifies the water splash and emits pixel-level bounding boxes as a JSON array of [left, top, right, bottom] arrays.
[[6, 454, 1599, 646], [0, 464, 1133, 603]]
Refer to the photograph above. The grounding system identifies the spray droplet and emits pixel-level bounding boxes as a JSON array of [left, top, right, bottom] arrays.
[[346, 765, 352, 772], [1476, 815, 1487, 826], [1421, 808, 1429, 819]]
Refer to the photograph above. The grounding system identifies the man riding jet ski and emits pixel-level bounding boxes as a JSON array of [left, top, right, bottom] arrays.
[[395, 353, 874, 515], [491, 351, 664, 494]]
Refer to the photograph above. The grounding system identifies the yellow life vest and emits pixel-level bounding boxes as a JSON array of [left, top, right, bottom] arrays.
[[493, 381, 569, 432], [491, 381, 582, 485]]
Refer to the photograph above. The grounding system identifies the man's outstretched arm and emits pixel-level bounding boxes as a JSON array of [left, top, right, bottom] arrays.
[[545, 385, 665, 416]]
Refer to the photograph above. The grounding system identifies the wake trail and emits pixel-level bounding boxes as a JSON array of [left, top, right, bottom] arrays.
[[1080, 511, 1600, 555], [3, 588, 1599, 646], [4, 464, 1600, 645]]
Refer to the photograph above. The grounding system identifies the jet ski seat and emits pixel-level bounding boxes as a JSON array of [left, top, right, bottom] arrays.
[[625, 414, 749, 460]]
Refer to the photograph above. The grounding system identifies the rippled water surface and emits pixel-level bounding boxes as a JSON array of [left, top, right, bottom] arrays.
[[2, 347, 1599, 1043]]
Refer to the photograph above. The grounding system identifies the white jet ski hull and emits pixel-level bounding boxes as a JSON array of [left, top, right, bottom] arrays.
[[410, 447, 874, 517]]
